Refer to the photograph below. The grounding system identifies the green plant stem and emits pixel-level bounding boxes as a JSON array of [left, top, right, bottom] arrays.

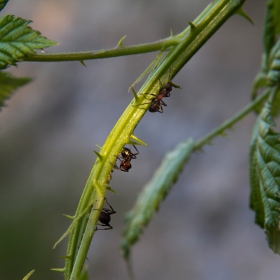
[[25, 37, 180, 62], [62, 1, 248, 279], [24, 0, 246, 64], [194, 88, 271, 150]]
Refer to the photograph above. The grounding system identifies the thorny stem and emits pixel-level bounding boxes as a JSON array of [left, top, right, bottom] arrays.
[[194, 88, 271, 150], [25, 37, 181, 62], [57, 1, 248, 279]]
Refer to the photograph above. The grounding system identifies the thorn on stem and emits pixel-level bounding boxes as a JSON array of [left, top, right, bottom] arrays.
[[93, 150, 103, 160], [80, 60, 87, 67], [131, 87, 139, 101], [63, 214, 75, 220], [51, 268, 66, 273], [117, 35, 127, 47], [188, 21, 196, 29]]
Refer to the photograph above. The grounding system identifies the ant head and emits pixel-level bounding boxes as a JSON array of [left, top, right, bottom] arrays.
[[122, 147, 131, 157], [165, 82, 173, 92]]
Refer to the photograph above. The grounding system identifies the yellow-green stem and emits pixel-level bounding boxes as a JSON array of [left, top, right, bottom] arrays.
[[63, 1, 247, 279]]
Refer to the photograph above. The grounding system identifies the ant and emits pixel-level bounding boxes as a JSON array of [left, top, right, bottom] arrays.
[[147, 79, 180, 113], [135, 74, 181, 113], [148, 98, 167, 113], [113, 145, 139, 172], [96, 198, 116, 230]]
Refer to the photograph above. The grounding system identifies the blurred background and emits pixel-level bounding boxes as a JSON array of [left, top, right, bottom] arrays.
[[0, 0, 276, 279]]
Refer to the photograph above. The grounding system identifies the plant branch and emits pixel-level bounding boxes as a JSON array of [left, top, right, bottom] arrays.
[[24, 37, 180, 62], [194, 88, 271, 150], [60, 1, 248, 279]]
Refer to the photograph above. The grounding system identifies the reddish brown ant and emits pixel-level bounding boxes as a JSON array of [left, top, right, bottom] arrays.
[[146, 79, 180, 113], [148, 98, 167, 113], [113, 145, 139, 172], [96, 198, 116, 230], [134, 74, 181, 113]]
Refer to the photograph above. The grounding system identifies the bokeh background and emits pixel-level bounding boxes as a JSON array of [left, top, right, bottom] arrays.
[[0, 0, 277, 279]]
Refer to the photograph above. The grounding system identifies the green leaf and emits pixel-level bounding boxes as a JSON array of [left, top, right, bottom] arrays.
[[272, 0, 280, 36], [252, 0, 280, 114], [0, 0, 9, 12], [264, 0, 276, 57], [263, 0, 280, 58], [252, 40, 280, 116], [121, 139, 195, 260], [0, 71, 32, 110], [267, 39, 280, 86], [250, 92, 280, 254], [0, 15, 57, 69], [250, 115, 264, 225]]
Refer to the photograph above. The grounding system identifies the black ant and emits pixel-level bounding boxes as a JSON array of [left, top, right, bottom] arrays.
[[96, 198, 116, 230], [135, 75, 181, 113], [113, 145, 139, 172]]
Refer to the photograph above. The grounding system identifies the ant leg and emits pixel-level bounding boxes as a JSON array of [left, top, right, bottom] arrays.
[[133, 100, 157, 111], [132, 102, 153, 109], [161, 100, 168, 106], [142, 93, 156, 100], [133, 91, 156, 101], [110, 161, 122, 171], [96, 224, 113, 230], [110, 161, 118, 168], [127, 145, 139, 159], [167, 69, 181, 89], [105, 198, 116, 215], [114, 165, 122, 171], [114, 155, 123, 161], [121, 168, 129, 172], [136, 101, 155, 106]]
